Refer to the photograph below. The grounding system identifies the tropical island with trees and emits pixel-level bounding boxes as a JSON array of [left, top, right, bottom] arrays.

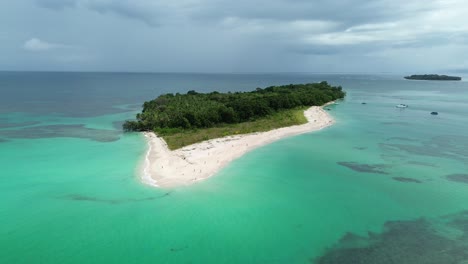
[[404, 74, 461, 81], [124, 82, 345, 150]]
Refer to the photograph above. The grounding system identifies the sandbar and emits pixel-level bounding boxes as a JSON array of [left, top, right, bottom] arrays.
[[141, 105, 334, 188]]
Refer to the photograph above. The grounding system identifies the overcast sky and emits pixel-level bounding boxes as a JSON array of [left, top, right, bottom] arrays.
[[1, 0, 467, 73]]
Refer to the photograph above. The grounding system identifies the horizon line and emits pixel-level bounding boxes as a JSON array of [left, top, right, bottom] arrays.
[[0, 70, 414, 75]]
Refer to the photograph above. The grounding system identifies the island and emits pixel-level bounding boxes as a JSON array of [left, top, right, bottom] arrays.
[[124, 82, 345, 187], [404, 74, 461, 81]]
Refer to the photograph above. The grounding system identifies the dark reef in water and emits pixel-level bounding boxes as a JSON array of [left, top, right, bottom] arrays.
[[353, 147, 368, 151], [112, 121, 126, 131], [381, 122, 411, 126], [169, 246, 188, 252], [0, 124, 121, 142], [386, 137, 416, 142], [407, 161, 438, 168], [314, 211, 468, 264], [404, 74, 461, 81], [0, 121, 41, 128], [337, 162, 388, 174], [446, 174, 468, 184], [61, 192, 172, 205], [380, 135, 468, 163], [392, 177, 422, 183]]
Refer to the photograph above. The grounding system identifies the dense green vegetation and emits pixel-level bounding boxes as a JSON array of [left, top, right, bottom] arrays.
[[124, 82, 345, 133], [158, 107, 308, 150]]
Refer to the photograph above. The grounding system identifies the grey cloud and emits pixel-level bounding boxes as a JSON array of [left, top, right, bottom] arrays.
[[4, 0, 468, 72], [23, 38, 72, 51], [287, 43, 389, 56], [32, 0, 454, 40], [35, 0, 78, 10], [391, 38, 450, 49], [198, 0, 460, 57], [83, 1, 162, 26], [288, 45, 342, 55], [34, 0, 426, 28], [36, 0, 163, 26], [451, 69, 468, 74], [192, 0, 430, 28]]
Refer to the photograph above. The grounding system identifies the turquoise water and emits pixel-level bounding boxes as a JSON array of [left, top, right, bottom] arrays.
[[1, 72, 468, 263]]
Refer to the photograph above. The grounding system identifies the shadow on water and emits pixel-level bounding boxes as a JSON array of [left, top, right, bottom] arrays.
[[0, 124, 121, 142], [313, 211, 468, 264], [60, 191, 172, 205], [337, 162, 389, 174]]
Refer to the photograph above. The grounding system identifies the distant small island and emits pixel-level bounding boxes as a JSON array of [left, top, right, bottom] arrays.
[[404, 74, 461, 81]]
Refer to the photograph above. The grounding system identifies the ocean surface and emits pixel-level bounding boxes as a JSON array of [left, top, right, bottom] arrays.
[[1, 72, 468, 263]]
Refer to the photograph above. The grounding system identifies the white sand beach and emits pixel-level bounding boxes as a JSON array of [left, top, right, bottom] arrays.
[[141, 105, 334, 188]]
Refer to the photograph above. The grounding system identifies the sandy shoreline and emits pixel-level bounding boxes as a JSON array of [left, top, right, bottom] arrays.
[[141, 105, 335, 188]]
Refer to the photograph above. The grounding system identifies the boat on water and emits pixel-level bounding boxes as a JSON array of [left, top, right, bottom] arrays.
[[396, 104, 408, 108]]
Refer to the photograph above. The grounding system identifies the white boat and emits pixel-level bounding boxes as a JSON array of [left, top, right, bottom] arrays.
[[396, 104, 408, 108]]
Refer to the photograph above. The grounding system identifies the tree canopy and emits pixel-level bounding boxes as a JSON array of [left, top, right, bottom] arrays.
[[123, 82, 345, 132]]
